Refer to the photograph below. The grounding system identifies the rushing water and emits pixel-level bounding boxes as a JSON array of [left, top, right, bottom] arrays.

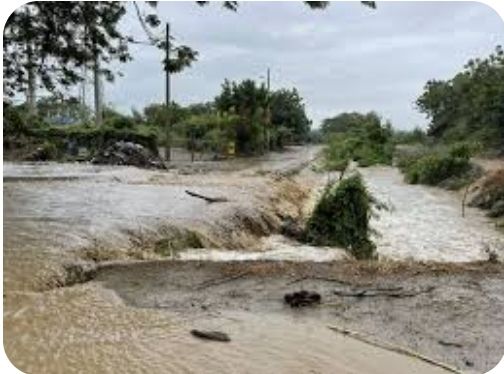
[[362, 166, 504, 262], [3, 150, 503, 373]]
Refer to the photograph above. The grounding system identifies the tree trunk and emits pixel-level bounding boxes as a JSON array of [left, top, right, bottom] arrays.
[[93, 55, 102, 126], [26, 44, 36, 116]]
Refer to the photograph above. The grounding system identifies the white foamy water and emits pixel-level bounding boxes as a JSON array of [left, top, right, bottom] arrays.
[[362, 167, 504, 262], [179, 235, 348, 262]]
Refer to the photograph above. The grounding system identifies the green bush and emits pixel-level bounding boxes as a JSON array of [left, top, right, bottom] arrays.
[[105, 115, 136, 130], [305, 174, 376, 259], [3, 104, 48, 135], [40, 140, 59, 159], [323, 133, 393, 171], [403, 153, 471, 185]]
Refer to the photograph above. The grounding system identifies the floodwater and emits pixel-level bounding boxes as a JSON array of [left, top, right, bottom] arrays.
[[3, 147, 502, 373], [362, 166, 504, 262]]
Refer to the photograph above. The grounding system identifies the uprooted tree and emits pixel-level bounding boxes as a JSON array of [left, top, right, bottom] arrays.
[[305, 174, 377, 260]]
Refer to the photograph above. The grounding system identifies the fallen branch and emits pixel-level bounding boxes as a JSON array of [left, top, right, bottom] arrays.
[[327, 325, 462, 374], [185, 190, 229, 203], [195, 272, 249, 290], [190, 330, 230, 342], [333, 286, 435, 298]]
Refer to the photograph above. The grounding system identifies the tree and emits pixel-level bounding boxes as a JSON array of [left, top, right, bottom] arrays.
[[3, 1, 198, 123], [215, 79, 268, 153], [3, 2, 84, 113], [417, 46, 504, 147], [321, 111, 382, 135], [4, 1, 376, 123], [321, 111, 394, 167], [269, 88, 311, 142]]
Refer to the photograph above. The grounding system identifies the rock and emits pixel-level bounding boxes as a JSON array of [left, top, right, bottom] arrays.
[[190, 330, 230, 342], [284, 290, 321, 308], [92, 141, 165, 169]]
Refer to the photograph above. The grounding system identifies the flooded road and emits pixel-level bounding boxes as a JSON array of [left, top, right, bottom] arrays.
[[4, 147, 503, 373]]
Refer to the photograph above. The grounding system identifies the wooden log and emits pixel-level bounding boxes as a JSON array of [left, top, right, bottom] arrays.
[[190, 330, 230, 342]]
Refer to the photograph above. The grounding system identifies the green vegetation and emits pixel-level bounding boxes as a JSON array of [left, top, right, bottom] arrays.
[[392, 127, 428, 145], [3, 102, 160, 161], [396, 143, 481, 189], [305, 174, 376, 260], [4, 76, 313, 161], [173, 113, 239, 156], [416, 46, 504, 153], [270, 88, 312, 144], [321, 112, 394, 170]]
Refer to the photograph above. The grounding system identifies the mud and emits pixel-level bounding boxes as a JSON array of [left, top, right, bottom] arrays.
[[95, 260, 504, 374]]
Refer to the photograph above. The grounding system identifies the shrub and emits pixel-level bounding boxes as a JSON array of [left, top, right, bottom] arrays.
[[105, 115, 136, 130], [404, 154, 471, 185], [40, 140, 59, 159], [304, 174, 376, 259], [396, 143, 478, 188]]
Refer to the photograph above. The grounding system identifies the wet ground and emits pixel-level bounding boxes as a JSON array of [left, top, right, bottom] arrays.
[[94, 260, 504, 374], [3, 146, 504, 373]]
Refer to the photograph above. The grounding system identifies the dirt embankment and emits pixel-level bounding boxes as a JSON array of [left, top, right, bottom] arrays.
[[468, 159, 504, 225]]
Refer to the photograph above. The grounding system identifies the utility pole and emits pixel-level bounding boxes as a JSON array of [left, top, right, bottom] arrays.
[[267, 67, 270, 92], [165, 22, 171, 162], [264, 67, 271, 153]]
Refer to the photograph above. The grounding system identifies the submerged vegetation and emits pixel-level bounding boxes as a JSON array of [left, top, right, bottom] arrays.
[[305, 174, 376, 260]]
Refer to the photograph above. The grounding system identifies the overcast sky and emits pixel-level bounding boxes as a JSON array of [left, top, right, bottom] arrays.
[[102, 1, 504, 130]]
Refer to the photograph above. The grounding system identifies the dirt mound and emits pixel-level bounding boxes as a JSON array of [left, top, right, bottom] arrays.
[[469, 168, 504, 218]]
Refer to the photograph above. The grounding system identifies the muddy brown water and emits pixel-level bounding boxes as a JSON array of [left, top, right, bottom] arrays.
[[3, 147, 503, 373]]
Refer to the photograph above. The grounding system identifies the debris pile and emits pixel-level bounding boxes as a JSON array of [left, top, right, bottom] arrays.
[[92, 141, 165, 168], [284, 290, 321, 307]]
